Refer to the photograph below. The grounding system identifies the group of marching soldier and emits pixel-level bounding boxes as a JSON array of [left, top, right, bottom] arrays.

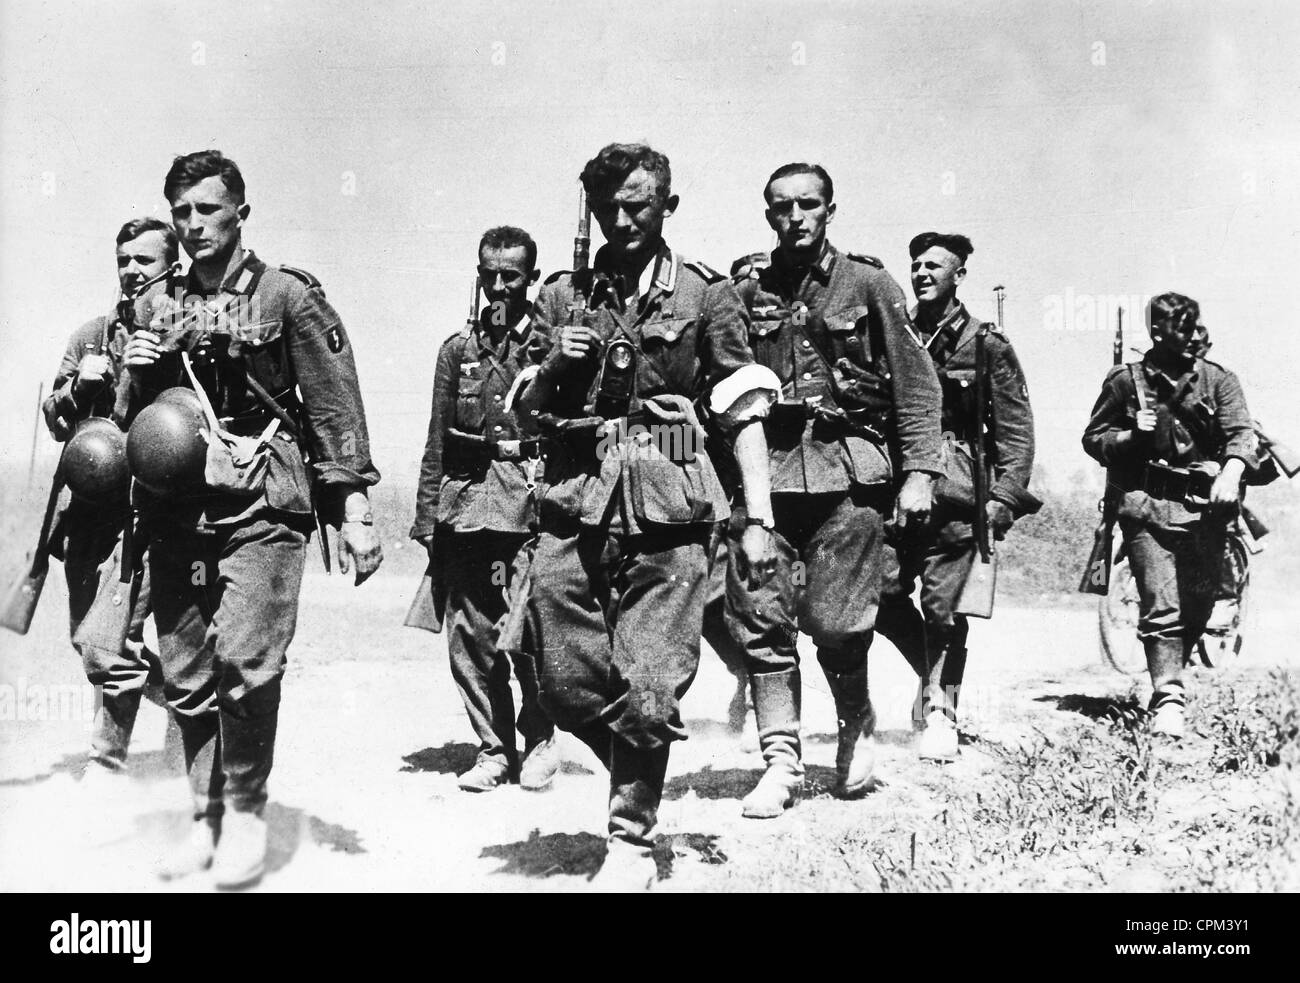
[[31, 140, 1275, 892]]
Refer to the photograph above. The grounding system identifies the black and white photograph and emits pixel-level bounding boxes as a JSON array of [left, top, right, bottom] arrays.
[[0, 0, 1294, 930]]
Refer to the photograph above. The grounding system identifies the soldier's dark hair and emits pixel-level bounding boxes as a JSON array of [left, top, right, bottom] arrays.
[[764, 163, 834, 205], [1147, 292, 1199, 332], [479, 226, 537, 270], [116, 218, 179, 265], [163, 150, 246, 204], [908, 232, 974, 263], [580, 143, 672, 202]]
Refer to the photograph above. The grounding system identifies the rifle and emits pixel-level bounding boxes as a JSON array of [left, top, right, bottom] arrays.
[[1255, 422, 1300, 479], [404, 273, 483, 632], [1078, 307, 1126, 594], [574, 185, 591, 273], [955, 286, 1000, 618], [0, 463, 65, 634]]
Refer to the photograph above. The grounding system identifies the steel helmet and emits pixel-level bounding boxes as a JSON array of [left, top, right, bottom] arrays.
[[126, 387, 208, 495], [62, 418, 129, 503]]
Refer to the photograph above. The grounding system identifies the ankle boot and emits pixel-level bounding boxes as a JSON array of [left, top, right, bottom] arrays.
[[158, 797, 222, 880], [211, 808, 268, 890], [825, 663, 877, 798], [741, 668, 804, 819], [591, 739, 669, 891]]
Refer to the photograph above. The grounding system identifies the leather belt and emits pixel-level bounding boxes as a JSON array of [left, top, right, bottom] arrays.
[[1141, 462, 1214, 505], [448, 429, 549, 460]]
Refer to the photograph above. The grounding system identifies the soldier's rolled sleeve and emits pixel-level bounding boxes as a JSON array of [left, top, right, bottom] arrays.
[[698, 279, 755, 389], [875, 277, 942, 474], [285, 285, 380, 489], [1214, 368, 1256, 466], [989, 343, 1037, 506], [1082, 366, 1135, 467], [411, 337, 461, 539]]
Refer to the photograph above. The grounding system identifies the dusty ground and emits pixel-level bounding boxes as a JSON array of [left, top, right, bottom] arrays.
[[2, 544, 1297, 893]]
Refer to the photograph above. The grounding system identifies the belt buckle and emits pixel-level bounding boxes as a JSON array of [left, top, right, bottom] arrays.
[[498, 439, 521, 460]]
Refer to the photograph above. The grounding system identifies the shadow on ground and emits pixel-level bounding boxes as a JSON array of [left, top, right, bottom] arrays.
[[1038, 693, 1145, 723], [480, 829, 605, 878], [400, 742, 478, 774]]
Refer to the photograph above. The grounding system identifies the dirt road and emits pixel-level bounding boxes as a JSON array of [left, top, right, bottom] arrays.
[[3, 561, 1296, 892]]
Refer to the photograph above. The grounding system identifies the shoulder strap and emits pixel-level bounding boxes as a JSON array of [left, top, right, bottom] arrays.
[[1128, 363, 1149, 412]]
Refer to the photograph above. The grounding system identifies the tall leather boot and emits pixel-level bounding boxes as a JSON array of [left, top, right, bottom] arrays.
[[157, 715, 223, 880], [740, 668, 804, 818], [212, 703, 278, 890], [1146, 637, 1187, 739], [590, 740, 669, 892], [824, 663, 877, 798]]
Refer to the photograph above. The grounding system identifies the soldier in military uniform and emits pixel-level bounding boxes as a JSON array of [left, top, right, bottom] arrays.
[[411, 226, 558, 793], [876, 232, 1038, 761], [516, 143, 779, 889], [725, 164, 944, 817], [118, 151, 383, 888], [1083, 292, 1257, 738], [42, 218, 176, 785]]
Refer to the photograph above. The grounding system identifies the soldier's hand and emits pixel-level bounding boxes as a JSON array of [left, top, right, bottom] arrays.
[[1134, 408, 1158, 433], [339, 521, 384, 585], [895, 471, 934, 529], [123, 330, 161, 370], [987, 500, 1014, 540], [415, 533, 435, 560], [556, 325, 600, 361], [739, 523, 778, 589], [1208, 459, 1245, 513], [42, 400, 74, 442], [72, 353, 112, 396]]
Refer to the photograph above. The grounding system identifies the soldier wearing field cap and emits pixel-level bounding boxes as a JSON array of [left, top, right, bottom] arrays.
[[118, 150, 383, 888], [878, 232, 1040, 759], [876, 232, 1038, 761], [516, 142, 779, 890], [1082, 292, 1257, 739], [724, 164, 944, 818], [42, 218, 177, 786]]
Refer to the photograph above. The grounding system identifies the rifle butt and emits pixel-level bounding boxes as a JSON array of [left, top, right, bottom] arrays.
[[1077, 523, 1114, 595], [0, 562, 48, 635], [955, 549, 997, 619]]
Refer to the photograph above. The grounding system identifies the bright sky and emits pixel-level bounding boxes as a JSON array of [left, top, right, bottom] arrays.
[[3, 0, 1298, 493]]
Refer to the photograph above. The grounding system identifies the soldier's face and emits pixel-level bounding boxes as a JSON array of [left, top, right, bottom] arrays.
[[765, 173, 835, 253], [115, 229, 171, 295], [911, 246, 965, 305], [590, 168, 675, 259], [169, 175, 249, 265], [478, 245, 537, 311]]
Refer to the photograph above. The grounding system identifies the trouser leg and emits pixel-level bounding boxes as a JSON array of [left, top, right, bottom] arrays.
[[875, 534, 929, 682], [608, 739, 671, 848], [211, 518, 306, 815], [148, 523, 223, 816], [444, 533, 523, 773], [915, 523, 977, 724]]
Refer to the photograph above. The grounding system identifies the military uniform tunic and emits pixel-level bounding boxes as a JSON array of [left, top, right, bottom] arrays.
[[522, 242, 753, 748], [1083, 353, 1255, 693], [410, 308, 553, 773], [876, 300, 1037, 721], [724, 242, 943, 677], [118, 250, 379, 812]]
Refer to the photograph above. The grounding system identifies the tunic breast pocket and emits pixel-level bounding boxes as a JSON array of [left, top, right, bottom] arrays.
[[641, 316, 692, 349], [456, 375, 486, 430], [824, 305, 871, 361]]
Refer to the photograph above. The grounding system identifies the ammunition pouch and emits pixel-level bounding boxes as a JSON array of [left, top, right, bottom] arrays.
[[1141, 461, 1216, 507]]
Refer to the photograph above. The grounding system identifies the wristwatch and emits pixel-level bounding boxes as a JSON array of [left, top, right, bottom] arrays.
[[744, 516, 775, 531]]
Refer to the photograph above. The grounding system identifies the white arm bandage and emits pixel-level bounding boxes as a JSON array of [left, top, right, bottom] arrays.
[[708, 363, 780, 432]]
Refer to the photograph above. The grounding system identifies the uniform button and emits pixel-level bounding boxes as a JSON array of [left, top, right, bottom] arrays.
[[802, 372, 813, 381], [493, 425, 503, 433], [802, 340, 811, 349], [664, 332, 677, 342], [493, 394, 502, 402]]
